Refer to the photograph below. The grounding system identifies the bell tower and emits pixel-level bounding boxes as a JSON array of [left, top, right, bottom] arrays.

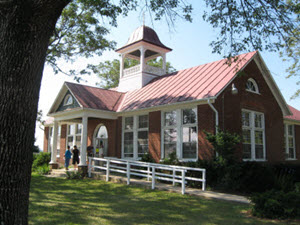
[[116, 25, 172, 92]]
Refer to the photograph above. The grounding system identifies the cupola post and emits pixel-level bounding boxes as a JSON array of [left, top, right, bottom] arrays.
[[115, 25, 172, 92]]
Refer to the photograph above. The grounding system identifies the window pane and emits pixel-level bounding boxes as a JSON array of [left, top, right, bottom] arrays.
[[182, 143, 197, 159], [255, 145, 264, 159], [288, 137, 294, 148], [255, 131, 263, 144], [242, 129, 251, 144], [255, 114, 263, 128], [242, 144, 251, 159], [288, 125, 293, 136], [75, 136, 81, 150], [183, 108, 197, 124], [288, 148, 295, 159], [164, 129, 177, 142], [242, 112, 250, 127], [138, 131, 148, 157], [125, 117, 133, 130], [76, 124, 82, 134], [49, 127, 53, 137], [67, 136, 73, 147], [164, 111, 176, 126], [182, 127, 197, 143], [138, 115, 148, 129], [164, 143, 176, 158], [124, 132, 134, 157], [68, 125, 75, 135]]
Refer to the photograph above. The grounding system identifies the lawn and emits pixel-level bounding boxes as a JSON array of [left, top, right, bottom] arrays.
[[29, 174, 293, 225]]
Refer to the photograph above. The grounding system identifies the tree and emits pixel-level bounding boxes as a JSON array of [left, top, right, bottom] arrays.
[[0, 1, 192, 224], [203, 0, 299, 97], [90, 58, 176, 89]]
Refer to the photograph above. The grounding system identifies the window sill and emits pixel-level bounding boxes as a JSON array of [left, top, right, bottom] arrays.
[[285, 158, 297, 161], [243, 159, 267, 162]]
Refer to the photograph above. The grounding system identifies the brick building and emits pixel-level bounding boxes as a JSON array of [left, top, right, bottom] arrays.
[[44, 26, 300, 170]]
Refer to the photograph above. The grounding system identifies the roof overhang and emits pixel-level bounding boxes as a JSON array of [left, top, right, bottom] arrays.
[[284, 118, 300, 126], [116, 40, 172, 54]]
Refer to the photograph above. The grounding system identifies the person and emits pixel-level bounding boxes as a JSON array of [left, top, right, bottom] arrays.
[[64, 145, 72, 170], [72, 145, 80, 170], [99, 141, 104, 158]]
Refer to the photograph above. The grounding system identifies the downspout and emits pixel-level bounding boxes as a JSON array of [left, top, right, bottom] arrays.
[[207, 99, 219, 134]]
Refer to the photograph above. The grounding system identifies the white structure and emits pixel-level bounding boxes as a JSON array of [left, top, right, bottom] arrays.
[[116, 25, 172, 92]]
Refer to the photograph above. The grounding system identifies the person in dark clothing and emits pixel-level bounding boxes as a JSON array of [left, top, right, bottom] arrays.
[[72, 145, 80, 170]]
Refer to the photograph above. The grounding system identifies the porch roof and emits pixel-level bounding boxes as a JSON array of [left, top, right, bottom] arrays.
[[285, 105, 300, 122]]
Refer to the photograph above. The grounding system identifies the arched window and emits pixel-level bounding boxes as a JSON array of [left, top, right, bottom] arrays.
[[64, 94, 73, 106], [246, 78, 259, 94]]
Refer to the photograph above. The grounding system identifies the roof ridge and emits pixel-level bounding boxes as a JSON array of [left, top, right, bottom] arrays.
[[65, 82, 126, 94]]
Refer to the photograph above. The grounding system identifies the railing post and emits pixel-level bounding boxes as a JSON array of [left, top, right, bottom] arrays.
[[106, 159, 110, 182], [181, 170, 185, 195], [88, 157, 92, 178], [127, 161, 130, 185], [172, 168, 175, 186], [147, 165, 150, 181], [202, 169, 206, 191], [152, 167, 155, 190]]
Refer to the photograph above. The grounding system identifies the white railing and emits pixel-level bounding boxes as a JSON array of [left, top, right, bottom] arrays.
[[88, 157, 206, 195], [123, 65, 140, 77], [145, 65, 165, 75]]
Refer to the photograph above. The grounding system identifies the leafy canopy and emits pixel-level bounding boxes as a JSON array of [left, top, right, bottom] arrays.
[[89, 58, 176, 89]]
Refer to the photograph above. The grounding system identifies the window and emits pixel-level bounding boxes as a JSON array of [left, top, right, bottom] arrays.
[[162, 108, 198, 160], [67, 124, 82, 150], [242, 110, 265, 161], [246, 78, 259, 94], [122, 115, 149, 159], [48, 127, 53, 153], [284, 124, 296, 160], [163, 110, 177, 158], [64, 94, 73, 106]]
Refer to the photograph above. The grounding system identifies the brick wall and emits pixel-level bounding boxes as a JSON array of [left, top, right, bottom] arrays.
[[213, 60, 285, 163], [197, 105, 215, 160], [149, 111, 161, 162]]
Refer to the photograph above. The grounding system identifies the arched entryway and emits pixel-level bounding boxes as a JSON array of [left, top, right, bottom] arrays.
[[93, 124, 108, 157]]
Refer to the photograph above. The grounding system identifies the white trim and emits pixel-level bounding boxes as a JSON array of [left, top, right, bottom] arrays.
[[161, 107, 198, 161], [122, 114, 149, 160], [284, 124, 297, 160], [63, 94, 73, 106], [246, 78, 259, 94], [242, 109, 266, 161]]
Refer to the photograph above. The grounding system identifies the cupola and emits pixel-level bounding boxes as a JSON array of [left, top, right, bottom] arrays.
[[116, 25, 172, 92]]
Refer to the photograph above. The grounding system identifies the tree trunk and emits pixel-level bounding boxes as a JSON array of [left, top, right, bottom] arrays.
[[0, 1, 70, 224]]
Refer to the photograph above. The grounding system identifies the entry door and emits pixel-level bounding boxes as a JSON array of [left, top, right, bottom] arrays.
[[94, 125, 108, 157]]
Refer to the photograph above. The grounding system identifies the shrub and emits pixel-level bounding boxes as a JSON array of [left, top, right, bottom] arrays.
[[161, 151, 180, 165], [251, 190, 300, 219], [66, 171, 84, 179], [36, 164, 50, 175], [205, 129, 240, 164], [32, 152, 51, 172], [141, 153, 155, 163]]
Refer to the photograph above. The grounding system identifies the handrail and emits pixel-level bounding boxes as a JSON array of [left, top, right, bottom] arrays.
[[88, 157, 206, 194]]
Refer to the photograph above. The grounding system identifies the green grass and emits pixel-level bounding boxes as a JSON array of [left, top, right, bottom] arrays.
[[29, 174, 294, 225]]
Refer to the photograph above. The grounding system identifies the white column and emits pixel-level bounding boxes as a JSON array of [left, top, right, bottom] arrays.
[[79, 116, 88, 166], [50, 121, 58, 164], [162, 53, 166, 74], [140, 47, 145, 72], [120, 54, 124, 78]]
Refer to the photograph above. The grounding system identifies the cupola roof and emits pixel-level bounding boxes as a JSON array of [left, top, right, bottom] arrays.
[[116, 25, 172, 52]]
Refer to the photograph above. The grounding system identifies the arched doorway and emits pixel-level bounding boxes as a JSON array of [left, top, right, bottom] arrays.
[[93, 125, 108, 157]]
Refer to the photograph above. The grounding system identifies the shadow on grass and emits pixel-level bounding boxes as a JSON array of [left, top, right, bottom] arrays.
[[29, 175, 285, 225]]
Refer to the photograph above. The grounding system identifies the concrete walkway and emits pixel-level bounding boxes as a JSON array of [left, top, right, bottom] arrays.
[[48, 169, 250, 204]]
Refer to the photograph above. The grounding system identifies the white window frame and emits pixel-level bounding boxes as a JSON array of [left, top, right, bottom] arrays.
[[284, 124, 296, 160], [161, 108, 198, 162], [66, 123, 82, 150], [242, 109, 266, 161], [122, 114, 149, 159], [246, 78, 259, 94], [63, 94, 73, 106]]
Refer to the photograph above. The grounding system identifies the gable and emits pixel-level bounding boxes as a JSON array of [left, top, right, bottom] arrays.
[[56, 90, 80, 112]]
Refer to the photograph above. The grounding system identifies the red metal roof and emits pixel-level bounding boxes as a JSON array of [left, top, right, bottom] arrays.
[[119, 51, 257, 111], [66, 82, 124, 111], [285, 105, 300, 122]]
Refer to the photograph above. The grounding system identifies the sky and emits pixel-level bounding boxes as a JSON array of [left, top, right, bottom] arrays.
[[35, 2, 300, 150]]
